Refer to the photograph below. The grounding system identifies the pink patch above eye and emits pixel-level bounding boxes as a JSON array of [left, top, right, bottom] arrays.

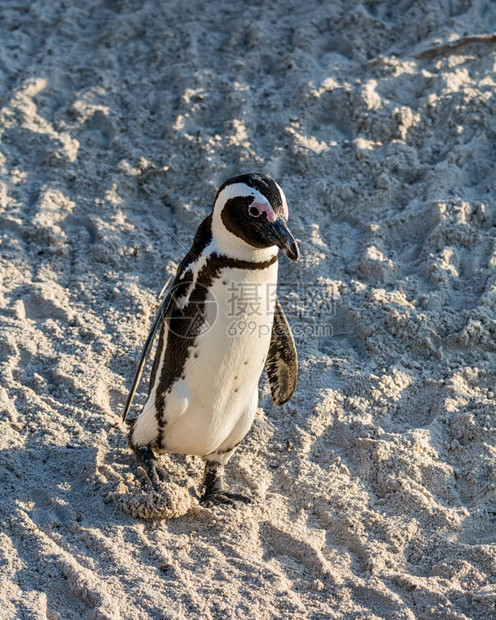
[[251, 201, 276, 222]]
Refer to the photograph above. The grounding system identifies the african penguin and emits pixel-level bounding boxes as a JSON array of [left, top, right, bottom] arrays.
[[123, 173, 299, 506]]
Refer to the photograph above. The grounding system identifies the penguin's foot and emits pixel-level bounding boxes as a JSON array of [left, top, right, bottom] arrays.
[[134, 445, 168, 491], [200, 461, 253, 508]]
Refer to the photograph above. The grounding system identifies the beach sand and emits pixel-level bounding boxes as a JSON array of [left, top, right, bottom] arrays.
[[1, 0, 495, 617]]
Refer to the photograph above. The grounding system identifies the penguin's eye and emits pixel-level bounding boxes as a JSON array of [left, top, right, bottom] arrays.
[[248, 205, 261, 218]]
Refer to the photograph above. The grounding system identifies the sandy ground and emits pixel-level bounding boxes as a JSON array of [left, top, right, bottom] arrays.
[[1, 0, 496, 618]]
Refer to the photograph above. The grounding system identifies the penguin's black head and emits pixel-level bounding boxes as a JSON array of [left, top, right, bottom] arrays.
[[213, 173, 299, 261]]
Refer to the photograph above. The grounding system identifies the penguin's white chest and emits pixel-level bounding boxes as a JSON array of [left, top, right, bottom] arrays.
[[161, 262, 278, 455]]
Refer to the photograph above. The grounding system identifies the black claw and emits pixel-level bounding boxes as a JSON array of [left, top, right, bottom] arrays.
[[200, 495, 233, 508], [200, 491, 253, 507], [224, 492, 253, 504]]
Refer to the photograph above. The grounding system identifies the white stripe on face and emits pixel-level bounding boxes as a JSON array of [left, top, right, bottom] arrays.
[[214, 183, 270, 215], [275, 181, 289, 220], [215, 181, 287, 222]]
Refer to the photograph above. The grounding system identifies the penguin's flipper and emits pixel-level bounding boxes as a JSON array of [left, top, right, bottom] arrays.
[[265, 297, 298, 406], [122, 282, 173, 422]]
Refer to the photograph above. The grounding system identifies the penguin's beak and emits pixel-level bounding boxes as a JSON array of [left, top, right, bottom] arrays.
[[270, 217, 299, 262]]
